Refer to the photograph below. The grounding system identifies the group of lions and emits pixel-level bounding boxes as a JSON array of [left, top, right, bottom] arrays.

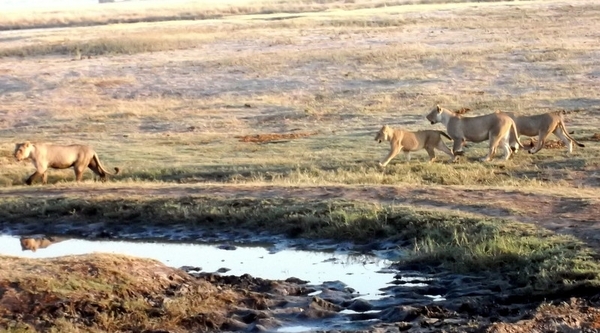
[[12, 105, 584, 185], [376, 105, 585, 166]]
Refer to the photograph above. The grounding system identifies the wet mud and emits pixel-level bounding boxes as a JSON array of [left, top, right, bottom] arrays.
[[3, 229, 600, 332]]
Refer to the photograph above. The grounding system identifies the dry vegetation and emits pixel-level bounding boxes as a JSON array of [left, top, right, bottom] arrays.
[[1, 0, 600, 330], [0, 254, 245, 332], [0, 0, 532, 31], [2, 0, 599, 189]]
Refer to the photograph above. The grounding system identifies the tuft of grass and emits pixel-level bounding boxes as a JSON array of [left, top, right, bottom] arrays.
[[398, 211, 600, 292]]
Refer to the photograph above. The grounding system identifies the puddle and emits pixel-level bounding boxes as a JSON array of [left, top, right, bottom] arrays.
[[0, 235, 396, 300], [425, 294, 447, 302], [277, 326, 320, 333]]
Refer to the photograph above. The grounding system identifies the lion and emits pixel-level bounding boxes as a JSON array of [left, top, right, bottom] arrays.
[[425, 105, 524, 162], [20, 236, 67, 252], [14, 141, 120, 185], [503, 111, 585, 154], [375, 125, 454, 166]]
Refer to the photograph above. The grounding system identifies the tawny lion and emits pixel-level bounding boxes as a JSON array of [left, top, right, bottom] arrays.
[[504, 111, 585, 154], [14, 141, 120, 185], [425, 105, 524, 162], [375, 125, 454, 166]]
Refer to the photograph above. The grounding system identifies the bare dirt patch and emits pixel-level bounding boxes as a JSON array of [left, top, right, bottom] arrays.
[[589, 133, 600, 141], [235, 131, 318, 143], [524, 138, 566, 150], [454, 107, 471, 115], [488, 298, 600, 333]]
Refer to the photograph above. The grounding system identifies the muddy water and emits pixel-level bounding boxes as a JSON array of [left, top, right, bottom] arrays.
[[0, 235, 398, 300]]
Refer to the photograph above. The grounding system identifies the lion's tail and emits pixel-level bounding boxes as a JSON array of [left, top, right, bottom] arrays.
[[510, 121, 524, 149], [558, 120, 585, 148], [439, 131, 452, 141], [93, 154, 120, 177]]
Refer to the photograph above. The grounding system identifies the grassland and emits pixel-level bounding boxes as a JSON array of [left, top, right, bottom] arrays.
[[1, 0, 600, 330], [0, 0, 538, 31]]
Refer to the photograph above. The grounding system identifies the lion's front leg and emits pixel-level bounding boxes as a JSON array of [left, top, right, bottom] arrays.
[[25, 171, 44, 185], [380, 145, 401, 167], [451, 139, 464, 162]]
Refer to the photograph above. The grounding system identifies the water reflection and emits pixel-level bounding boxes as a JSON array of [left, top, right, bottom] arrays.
[[0, 235, 396, 300], [19, 235, 68, 252]]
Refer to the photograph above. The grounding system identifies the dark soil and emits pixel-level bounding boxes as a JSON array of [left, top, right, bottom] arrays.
[[234, 132, 318, 143], [3, 253, 600, 333]]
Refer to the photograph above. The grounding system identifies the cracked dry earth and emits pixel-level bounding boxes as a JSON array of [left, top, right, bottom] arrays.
[[2, 183, 600, 332]]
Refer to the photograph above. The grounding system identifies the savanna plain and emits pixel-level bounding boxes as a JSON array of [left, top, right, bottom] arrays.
[[1, 0, 600, 332]]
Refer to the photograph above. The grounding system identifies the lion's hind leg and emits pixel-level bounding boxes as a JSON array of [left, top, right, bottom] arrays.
[[482, 132, 501, 162], [87, 159, 107, 181], [529, 130, 551, 154], [74, 165, 87, 182], [553, 127, 574, 153], [499, 136, 512, 160], [435, 141, 454, 162], [424, 146, 436, 162]]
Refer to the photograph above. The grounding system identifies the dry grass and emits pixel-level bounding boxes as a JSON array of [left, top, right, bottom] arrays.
[[0, 253, 239, 332], [0, 0, 531, 31], [0, 0, 598, 190]]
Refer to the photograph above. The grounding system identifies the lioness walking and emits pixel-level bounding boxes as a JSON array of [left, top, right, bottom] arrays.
[[14, 141, 120, 185], [426, 105, 524, 162], [504, 111, 585, 154], [375, 125, 454, 166]]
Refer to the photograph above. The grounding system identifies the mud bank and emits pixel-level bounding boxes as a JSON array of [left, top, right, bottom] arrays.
[[2, 253, 600, 333]]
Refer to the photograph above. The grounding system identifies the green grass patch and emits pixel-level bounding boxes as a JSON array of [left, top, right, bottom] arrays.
[[1, 195, 599, 296]]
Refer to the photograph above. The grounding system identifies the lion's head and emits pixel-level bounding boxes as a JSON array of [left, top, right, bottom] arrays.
[[426, 104, 444, 125], [20, 238, 39, 252], [375, 125, 394, 143], [14, 142, 33, 161]]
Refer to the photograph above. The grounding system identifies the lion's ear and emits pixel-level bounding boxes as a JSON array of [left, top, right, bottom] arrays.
[[23, 141, 31, 147], [436, 104, 442, 112]]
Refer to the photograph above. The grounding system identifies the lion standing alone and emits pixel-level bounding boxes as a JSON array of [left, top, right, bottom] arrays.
[[14, 141, 120, 185]]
